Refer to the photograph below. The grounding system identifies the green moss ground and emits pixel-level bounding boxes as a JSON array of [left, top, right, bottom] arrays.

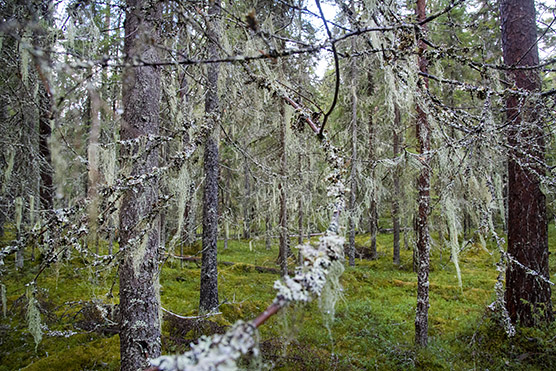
[[1, 223, 556, 370]]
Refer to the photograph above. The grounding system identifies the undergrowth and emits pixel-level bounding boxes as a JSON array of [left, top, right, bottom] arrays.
[[0, 223, 555, 370]]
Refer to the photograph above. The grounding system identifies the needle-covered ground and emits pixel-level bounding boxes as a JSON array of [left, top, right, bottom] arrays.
[[1, 223, 556, 370]]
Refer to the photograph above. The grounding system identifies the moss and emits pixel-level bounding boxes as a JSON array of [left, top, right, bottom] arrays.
[[1, 224, 555, 369], [21, 336, 120, 371]]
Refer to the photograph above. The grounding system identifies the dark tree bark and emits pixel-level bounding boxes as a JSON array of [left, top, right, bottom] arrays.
[[501, 0, 552, 326], [35, 0, 54, 216], [199, 0, 221, 313], [38, 92, 53, 214], [414, 0, 432, 348], [392, 104, 401, 266], [118, 1, 162, 369]]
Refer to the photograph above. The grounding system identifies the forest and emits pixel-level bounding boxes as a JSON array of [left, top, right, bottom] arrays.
[[1, 0, 556, 370]]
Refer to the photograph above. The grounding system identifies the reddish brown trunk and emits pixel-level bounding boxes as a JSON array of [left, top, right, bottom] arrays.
[[501, 0, 552, 326]]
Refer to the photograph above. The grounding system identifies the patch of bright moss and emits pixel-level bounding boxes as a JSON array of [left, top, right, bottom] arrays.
[[22, 335, 120, 371]]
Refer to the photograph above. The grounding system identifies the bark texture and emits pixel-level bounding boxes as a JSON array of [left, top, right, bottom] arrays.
[[297, 153, 304, 246], [501, 0, 552, 326], [199, 0, 221, 313], [87, 89, 101, 254], [278, 100, 289, 276], [414, 0, 431, 348], [36, 0, 54, 215], [243, 158, 252, 239], [392, 104, 401, 266], [347, 40, 358, 267], [119, 1, 162, 369], [368, 113, 378, 260]]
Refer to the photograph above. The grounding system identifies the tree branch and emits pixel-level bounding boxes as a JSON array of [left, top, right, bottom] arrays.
[[315, 0, 340, 137]]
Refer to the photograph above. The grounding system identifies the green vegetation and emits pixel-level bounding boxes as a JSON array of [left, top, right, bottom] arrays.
[[1, 223, 556, 370]]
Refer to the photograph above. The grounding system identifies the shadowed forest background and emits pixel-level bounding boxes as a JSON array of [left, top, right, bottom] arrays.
[[1, 0, 556, 370]]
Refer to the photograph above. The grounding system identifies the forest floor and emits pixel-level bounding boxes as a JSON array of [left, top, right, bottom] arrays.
[[1, 224, 556, 370]]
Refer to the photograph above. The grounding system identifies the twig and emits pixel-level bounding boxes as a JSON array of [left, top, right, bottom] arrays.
[[315, 0, 340, 137], [161, 307, 222, 320]]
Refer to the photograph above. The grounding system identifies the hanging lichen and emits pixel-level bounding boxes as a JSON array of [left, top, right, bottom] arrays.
[[444, 197, 463, 293], [169, 163, 190, 250], [15, 197, 23, 236], [26, 285, 43, 349], [67, 17, 75, 49], [493, 173, 506, 229], [151, 320, 260, 371], [1, 283, 6, 318], [318, 259, 344, 334], [29, 195, 35, 230], [19, 32, 30, 87], [132, 226, 150, 279]]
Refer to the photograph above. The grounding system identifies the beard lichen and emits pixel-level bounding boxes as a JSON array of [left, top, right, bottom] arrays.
[[26, 284, 43, 350], [1, 283, 6, 318]]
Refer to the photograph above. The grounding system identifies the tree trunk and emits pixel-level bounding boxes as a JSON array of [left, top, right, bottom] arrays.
[[87, 88, 101, 254], [368, 113, 377, 260], [15, 197, 24, 269], [243, 158, 252, 239], [501, 0, 552, 326], [265, 213, 272, 251], [414, 0, 432, 348], [199, 0, 221, 313], [297, 153, 304, 246], [183, 182, 196, 246], [36, 1, 54, 217], [392, 104, 401, 266], [347, 36, 358, 267], [119, 1, 162, 369], [278, 100, 289, 276]]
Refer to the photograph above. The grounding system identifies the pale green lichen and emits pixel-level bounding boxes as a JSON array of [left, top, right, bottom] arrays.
[[444, 197, 463, 293], [274, 235, 345, 306], [150, 234, 345, 370], [15, 197, 23, 236], [19, 33, 30, 87], [26, 285, 43, 350], [29, 195, 35, 229], [132, 228, 149, 279], [319, 259, 344, 332], [150, 321, 259, 371], [1, 283, 6, 318]]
